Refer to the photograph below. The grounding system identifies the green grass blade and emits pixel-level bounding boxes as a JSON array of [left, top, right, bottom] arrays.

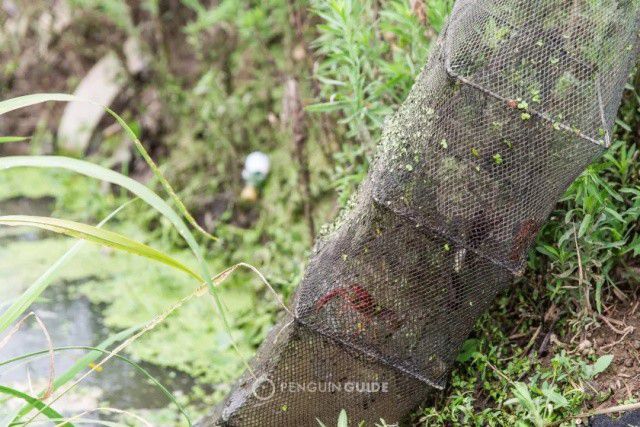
[[0, 156, 210, 278], [14, 418, 121, 426], [1, 345, 191, 426], [0, 155, 234, 353], [0, 96, 239, 374], [105, 106, 218, 243], [0, 93, 217, 242], [0, 215, 203, 282], [0, 93, 76, 114], [0, 201, 133, 333], [0, 385, 72, 427], [53, 327, 140, 390], [6, 326, 141, 424], [0, 136, 29, 144]]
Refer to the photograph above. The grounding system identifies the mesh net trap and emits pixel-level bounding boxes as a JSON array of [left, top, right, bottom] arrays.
[[200, 1, 640, 425]]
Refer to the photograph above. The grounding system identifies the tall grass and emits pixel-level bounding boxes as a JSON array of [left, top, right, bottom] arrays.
[[0, 94, 261, 424]]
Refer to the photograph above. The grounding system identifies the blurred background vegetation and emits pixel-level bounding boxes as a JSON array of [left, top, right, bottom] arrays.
[[0, 0, 639, 425]]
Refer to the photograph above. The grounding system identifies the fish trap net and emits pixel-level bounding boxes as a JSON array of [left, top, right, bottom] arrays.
[[201, 0, 640, 425]]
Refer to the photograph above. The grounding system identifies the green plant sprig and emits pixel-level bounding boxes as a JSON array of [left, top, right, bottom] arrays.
[[0, 200, 134, 333], [0, 345, 191, 426]]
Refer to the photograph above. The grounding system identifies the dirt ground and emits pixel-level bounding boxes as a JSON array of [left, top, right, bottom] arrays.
[[0, 4, 126, 138], [0, 1, 199, 155], [541, 287, 640, 420], [589, 294, 640, 409]]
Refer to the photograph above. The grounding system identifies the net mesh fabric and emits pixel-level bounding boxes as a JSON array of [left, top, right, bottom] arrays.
[[201, 1, 640, 425]]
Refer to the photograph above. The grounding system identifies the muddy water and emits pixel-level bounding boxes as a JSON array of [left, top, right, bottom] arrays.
[[0, 287, 196, 410], [0, 198, 197, 417]]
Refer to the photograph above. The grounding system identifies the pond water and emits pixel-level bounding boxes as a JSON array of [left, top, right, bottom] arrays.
[[0, 197, 199, 421], [0, 287, 196, 410]]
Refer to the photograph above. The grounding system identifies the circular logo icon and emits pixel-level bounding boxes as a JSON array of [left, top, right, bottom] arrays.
[[252, 375, 275, 401]]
